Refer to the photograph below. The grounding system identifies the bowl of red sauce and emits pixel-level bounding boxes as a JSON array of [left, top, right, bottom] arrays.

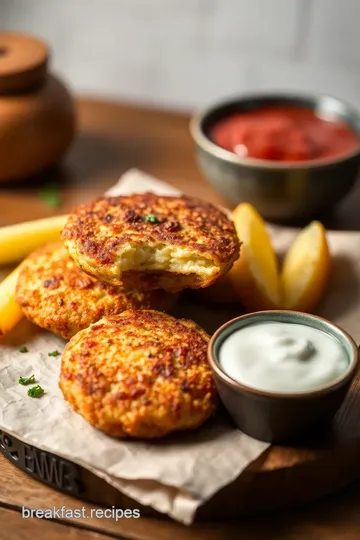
[[190, 93, 360, 220]]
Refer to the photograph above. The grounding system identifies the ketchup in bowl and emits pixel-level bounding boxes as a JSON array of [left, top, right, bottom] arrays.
[[210, 106, 360, 163]]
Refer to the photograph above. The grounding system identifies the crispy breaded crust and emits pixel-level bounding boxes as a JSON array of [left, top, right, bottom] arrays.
[[59, 310, 217, 438], [16, 243, 177, 340], [62, 193, 240, 291]]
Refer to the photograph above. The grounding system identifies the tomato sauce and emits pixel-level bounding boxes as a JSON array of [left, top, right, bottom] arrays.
[[210, 106, 360, 162]]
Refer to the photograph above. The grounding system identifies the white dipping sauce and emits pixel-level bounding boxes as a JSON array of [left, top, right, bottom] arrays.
[[219, 322, 348, 393]]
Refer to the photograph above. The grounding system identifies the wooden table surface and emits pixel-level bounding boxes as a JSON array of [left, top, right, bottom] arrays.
[[2, 97, 360, 539]]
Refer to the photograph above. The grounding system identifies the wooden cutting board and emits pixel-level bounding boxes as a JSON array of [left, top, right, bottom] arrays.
[[1, 291, 360, 521]]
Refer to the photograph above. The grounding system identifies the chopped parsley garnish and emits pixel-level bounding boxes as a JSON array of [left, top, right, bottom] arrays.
[[38, 183, 62, 208], [144, 214, 159, 224], [48, 350, 60, 357], [27, 385, 45, 398], [18, 375, 36, 386], [19, 346, 28, 353]]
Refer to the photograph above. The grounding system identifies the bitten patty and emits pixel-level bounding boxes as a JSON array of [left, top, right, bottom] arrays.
[[16, 243, 177, 340], [59, 310, 217, 438], [61, 193, 240, 292]]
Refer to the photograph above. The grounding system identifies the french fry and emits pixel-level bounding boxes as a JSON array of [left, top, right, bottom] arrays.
[[0, 264, 24, 337], [0, 215, 68, 266]]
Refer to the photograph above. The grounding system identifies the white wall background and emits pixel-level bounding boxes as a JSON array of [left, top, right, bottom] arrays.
[[2, 0, 360, 112]]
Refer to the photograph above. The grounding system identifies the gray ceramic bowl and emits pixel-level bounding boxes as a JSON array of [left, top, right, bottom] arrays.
[[208, 310, 359, 444], [190, 93, 360, 220]]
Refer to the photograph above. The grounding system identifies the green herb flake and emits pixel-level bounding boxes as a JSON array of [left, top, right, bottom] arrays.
[[19, 346, 28, 353], [27, 385, 45, 398], [48, 350, 60, 357], [38, 183, 62, 208], [18, 375, 36, 386], [144, 214, 159, 224]]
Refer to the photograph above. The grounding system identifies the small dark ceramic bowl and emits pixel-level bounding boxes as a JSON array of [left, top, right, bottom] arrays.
[[208, 311, 359, 444], [190, 93, 360, 220]]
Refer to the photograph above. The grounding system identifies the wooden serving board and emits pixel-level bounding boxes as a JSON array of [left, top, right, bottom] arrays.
[[1, 290, 360, 521]]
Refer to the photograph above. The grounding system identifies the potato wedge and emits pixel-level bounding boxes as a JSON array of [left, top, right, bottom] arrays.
[[281, 221, 331, 312], [0, 264, 24, 338], [228, 203, 282, 311], [0, 215, 68, 266]]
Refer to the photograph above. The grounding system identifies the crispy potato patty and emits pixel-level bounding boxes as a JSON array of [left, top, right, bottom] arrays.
[[62, 193, 240, 291], [59, 310, 217, 438], [16, 243, 177, 340]]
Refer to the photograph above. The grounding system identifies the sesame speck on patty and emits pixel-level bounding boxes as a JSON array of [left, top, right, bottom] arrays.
[[61, 193, 240, 292]]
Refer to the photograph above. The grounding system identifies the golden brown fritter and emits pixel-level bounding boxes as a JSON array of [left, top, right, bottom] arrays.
[[16, 243, 177, 340], [61, 193, 240, 292], [59, 310, 217, 438]]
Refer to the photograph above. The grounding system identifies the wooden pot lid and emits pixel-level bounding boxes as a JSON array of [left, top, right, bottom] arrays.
[[0, 32, 49, 94]]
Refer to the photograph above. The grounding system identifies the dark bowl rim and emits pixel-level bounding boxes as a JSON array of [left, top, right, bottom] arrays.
[[208, 309, 359, 399], [190, 91, 360, 170]]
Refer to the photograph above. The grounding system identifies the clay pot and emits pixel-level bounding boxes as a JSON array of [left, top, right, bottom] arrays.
[[0, 32, 76, 182]]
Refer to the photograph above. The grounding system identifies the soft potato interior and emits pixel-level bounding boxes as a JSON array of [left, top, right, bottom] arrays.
[[117, 244, 218, 277]]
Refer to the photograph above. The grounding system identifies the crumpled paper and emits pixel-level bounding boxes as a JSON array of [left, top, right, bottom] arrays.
[[1, 169, 360, 524], [0, 169, 268, 525]]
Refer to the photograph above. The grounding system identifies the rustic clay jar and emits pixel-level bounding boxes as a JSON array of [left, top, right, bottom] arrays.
[[0, 32, 76, 182]]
